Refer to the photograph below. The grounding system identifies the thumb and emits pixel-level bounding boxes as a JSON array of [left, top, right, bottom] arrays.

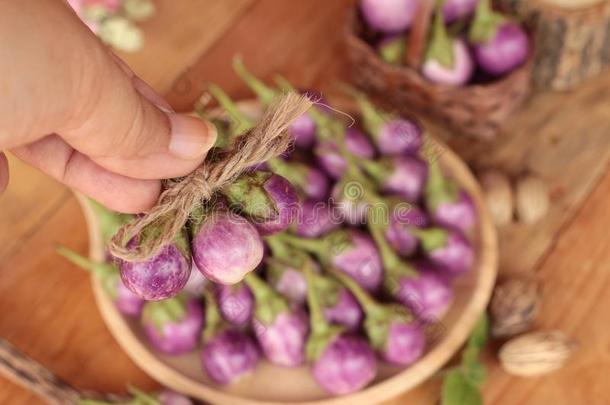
[[58, 47, 216, 180]]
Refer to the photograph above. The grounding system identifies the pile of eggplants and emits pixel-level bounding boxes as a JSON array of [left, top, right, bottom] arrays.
[[65, 59, 479, 396], [361, 0, 530, 85]]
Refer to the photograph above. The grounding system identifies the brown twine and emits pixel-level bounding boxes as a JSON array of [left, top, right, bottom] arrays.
[[109, 93, 313, 261]]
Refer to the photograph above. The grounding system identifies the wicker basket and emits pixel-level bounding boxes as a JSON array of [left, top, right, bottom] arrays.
[[498, 0, 610, 90], [344, 6, 533, 140]]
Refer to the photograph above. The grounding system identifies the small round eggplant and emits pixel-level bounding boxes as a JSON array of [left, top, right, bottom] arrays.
[[360, 0, 419, 33], [293, 198, 340, 238], [215, 283, 254, 327], [443, 0, 477, 23], [119, 229, 192, 301], [142, 296, 204, 355], [311, 334, 377, 395], [385, 203, 429, 257], [191, 210, 264, 285], [362, 156, 428, 203], [414, 227, 474, 276], [223, 171, 300, 236], [472, 22, 529, 77], [322, 287, 363, 331], [201, 329, 260, 384]]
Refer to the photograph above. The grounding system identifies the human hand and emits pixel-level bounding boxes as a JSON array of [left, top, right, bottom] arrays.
[[0, 0, 216, 213]]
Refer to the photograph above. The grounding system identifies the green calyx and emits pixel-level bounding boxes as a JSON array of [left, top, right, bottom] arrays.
[[365, 303, 413, 351], [278, 231, 353, 265], [222, 171, 279, 222], [56, 246, 120, 299], [208, 83, 254, 134], [142, 294, 188, 332], [244, 273, 289, 326], [314, 274, 343, 309], [303, 258, 345, 361], [424, 158, 458, 211], [233, 56, 278, 105], [426, 0, 456, 68], [468, 0, 505, 44], [202, 286, 227, 342], [379, 36, 406, 66], [87, 198, 132, 244], [349, 88, 390, 138], [382, 262, 418, 295], [411, 227, 448, 252], [361, 158, 392, 185]]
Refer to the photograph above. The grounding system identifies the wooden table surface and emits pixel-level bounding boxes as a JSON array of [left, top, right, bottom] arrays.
[[1, 1, 609, 404]]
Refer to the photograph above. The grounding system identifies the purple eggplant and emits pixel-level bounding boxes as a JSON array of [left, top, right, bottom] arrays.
[[293, 198, 340, 238], [333, 269, 426, 366], [317, 277, 363, 331], [142, 295, 204, 355], [202, 328, 260, 384], [246, 273, 309, 367], [191, 209, 264, 285], [422, 4, 474, 85], [215, 283, 254, 327], [413, 227, 474, 276], [388, 262, 453, 322], [443, 0, 478, 23], [201, 288, 259, 384], [232, 57, 317, 148], [424, 159, 477, 233], [267, 261, 312, 305], [311, 333, 377, 395], [223, 171, 300, 236], [378, 34, 406, 65], [117, 228, 192, 301], [331, 180, 372, 225], [281, 229, 383, 292], [362, 155, 428, 203], [303, 260, 377, 395], [472, 22, 529, 77], [354, 91, 423, 156], [267, 159, 330, 201], [360, 0, 419, 33], [315, 127, 375, 179], [384, 202, 428, 257], [469, 0, 529, 76], [57, 247, 144, 317]]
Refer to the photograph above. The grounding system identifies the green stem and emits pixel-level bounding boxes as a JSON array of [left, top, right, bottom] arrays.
[[207, 84, 254, 134], [277, 233, 327, 261], [468, 0, 505, 43], [265, 235, 293, 262], [360, 158, 389, 184], [233, 56, 278, 105], [202, 286, 224, 342], [87, 198, 131, 243], [426, 0, 455, 68], [244, 272, 274, 301], [330, 268, 379, 315], [411, 227, 448, 251], [347, 87, 386, 138], [303, 259, 328, 334], [129, 387, 163, 405], [56, 246, 115, 277]]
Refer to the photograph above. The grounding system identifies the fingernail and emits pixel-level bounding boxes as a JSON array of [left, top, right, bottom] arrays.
[[168, 115, 217, 159], [133, 76, 174, 114]]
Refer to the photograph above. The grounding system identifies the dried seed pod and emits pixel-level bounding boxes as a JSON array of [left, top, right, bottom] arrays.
[[515, 175, 550, 224], [479, 170, 514, 226], [490, 278, 540, 337], [499, 331, 576, 377]]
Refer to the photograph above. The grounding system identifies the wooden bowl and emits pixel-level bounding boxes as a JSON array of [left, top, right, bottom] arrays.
[[77, 102, 498, 405]]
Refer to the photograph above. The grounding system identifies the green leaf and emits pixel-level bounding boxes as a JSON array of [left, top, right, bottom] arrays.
[[441, 370, 483, 405], [468, 314, 489, 350]]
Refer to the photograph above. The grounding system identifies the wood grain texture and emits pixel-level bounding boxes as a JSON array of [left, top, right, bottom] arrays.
[[1, 0, 610, 404]]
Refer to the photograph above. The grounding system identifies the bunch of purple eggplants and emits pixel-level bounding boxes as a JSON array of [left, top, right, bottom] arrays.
[[361, 0, 530, 85], [62, 59, 479, 396]]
